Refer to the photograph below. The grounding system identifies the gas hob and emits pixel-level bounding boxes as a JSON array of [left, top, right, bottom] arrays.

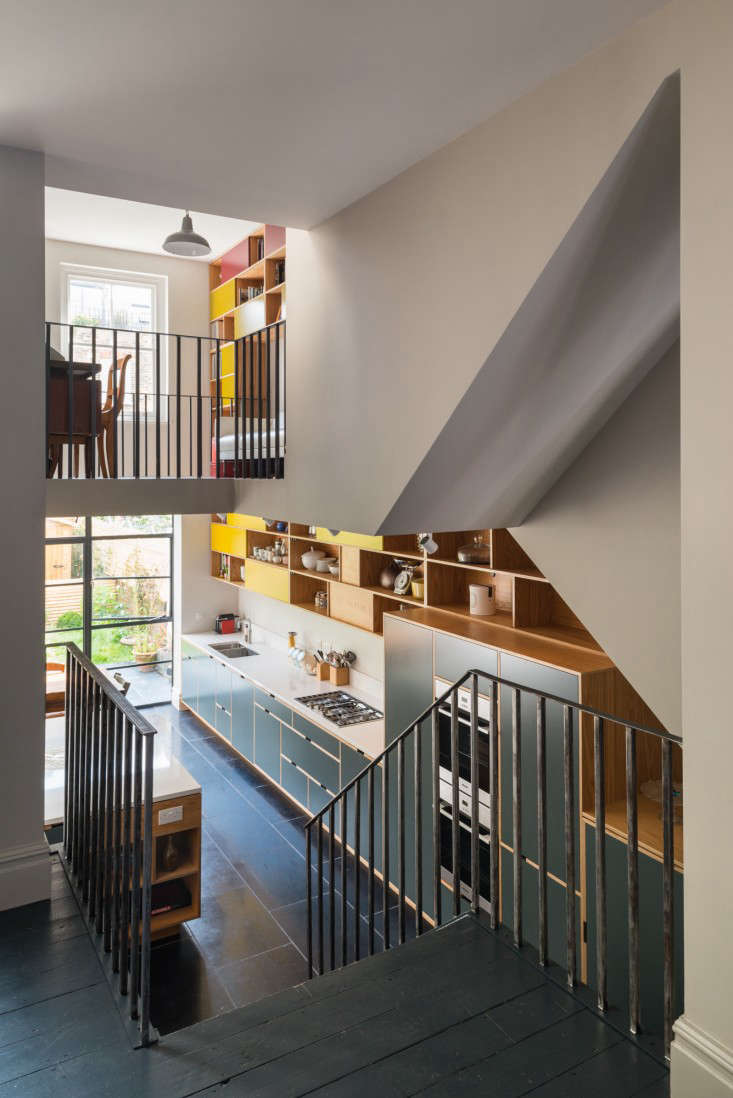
[[294, 691, 383, 727]]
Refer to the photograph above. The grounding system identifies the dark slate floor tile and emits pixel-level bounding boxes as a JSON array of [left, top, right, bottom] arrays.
[[217, 943, 308, 1010], [149, 930, 234, 1035], [189, 885, 288, 968], [273, 896, 373, 971], [526, 1039, 668, 1097], [205, 816, 313, 910], [200, 831, 247, 896]]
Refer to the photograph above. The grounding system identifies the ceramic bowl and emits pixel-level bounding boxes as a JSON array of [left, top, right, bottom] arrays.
[[316, 556, 337, 572], [328, 562, 340, 576], [301, 547, 326, 570]]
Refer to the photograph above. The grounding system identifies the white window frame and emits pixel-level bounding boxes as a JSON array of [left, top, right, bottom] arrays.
[[59, 262, 169, 402]]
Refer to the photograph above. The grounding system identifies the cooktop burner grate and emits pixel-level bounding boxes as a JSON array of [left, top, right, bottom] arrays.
[[295, 690, 383, 727]]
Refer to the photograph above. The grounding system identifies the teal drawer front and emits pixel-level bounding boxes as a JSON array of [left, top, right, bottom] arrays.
[[308, 779, 332, 816], [254, 704, 281, 782], [281, 757, 309, 808], [254, 687, 291, 726], [341, 743, 369, 785], [282, 726, 339, 792], [291, 711, 341, 759]]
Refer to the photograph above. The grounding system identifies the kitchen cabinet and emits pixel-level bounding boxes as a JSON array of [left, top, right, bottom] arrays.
[[338, 743, 382, 875], [434, 632, 498, 687], [181, 640, 199, 710], [255, 687, 291, 726], [231, 672, 254, 760], [292, 711, 341, 757], [282, 725, 339, 793], [584, 824, 684, 1037], [254, 703, 281, 782], [196, 653, 217, 728], [384, 616, 434, 745], [308, 779, 333, 816], [281, 757, 309, 807], [499, 654, 580, 885], [500, 848, 582, 973], [214, 660, 232, 740]]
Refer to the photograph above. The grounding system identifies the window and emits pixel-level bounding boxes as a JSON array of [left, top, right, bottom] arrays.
[[44, 514, 174, 708], [60, 263, 168, 398]]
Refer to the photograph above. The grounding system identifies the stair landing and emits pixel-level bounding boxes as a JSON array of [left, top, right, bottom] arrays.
[[2, 871, 669, 1098]]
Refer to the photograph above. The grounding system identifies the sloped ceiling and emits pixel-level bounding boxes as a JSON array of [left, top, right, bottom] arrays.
[[380, 73, 680, 535]]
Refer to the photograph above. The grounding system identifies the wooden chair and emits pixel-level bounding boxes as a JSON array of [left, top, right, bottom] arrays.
[[69, 354, 131, 478], [45, 661, 66, 716], [97, 354, 131, 478]]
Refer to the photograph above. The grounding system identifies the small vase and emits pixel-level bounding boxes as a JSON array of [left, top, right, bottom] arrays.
[[162, 834, 179, 873]]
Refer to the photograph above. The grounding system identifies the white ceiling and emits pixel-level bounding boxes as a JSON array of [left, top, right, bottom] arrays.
[[44, 188, 257, 260], [2, 0, 666, 229]]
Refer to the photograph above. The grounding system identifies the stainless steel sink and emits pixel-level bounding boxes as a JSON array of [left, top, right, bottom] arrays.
[[209, 642, 256, 659]]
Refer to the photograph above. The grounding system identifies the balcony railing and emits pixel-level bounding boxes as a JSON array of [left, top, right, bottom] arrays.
[[45, 320, 285, 480]]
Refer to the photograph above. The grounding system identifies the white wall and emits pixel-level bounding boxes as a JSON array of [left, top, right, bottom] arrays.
[[0, 146, 49, 909], [45, 238, 210, 479], [512, 342, 680, 733]]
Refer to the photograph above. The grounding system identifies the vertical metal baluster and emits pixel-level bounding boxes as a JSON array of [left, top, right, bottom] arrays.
[[341, 791, 347, 967], [140, 732, 154, 1045], [215, 340, 221, 477], [662, 739, 675, 1060], [155, 333, 161, 477], [103, 696, 114, 952], [111, 708, 123, 973], [537, 697, 547, 966], [234, 339, 240, 477], [78, 666, 89, 889], [90, 327, 97, 478], [45, 322, 51, 480], [248, 335, 255, 477], [196, 338, 202, 478], [382, 753, 391, 949], [130, 732, 142, 1017], [266, 326, 272, 476], [354, 779, 361, 960], [512, 687, 522, 947], [239, 338, 246, 477], [95, 688, 107, 933], [397, 737, 406, 945], [451, 690, 460, 916], [134, 331, 140, 478], [112, 329, 118, 478], [71, 657, 81, 872], [306, 824, 313, 978], [563, 705, 576, 989], [258, 329, 264, 477], [188, 395, 193, 476], [63, 650, 72, 862], [82, 670, 92, 901], [414, 723, 423, 935], [626, 726, 640, 1034], [66, 325, 74, 478], [432, 707, 441, 926], [119, 718, 132, 994], [594, 716, 607, 1011], [274, 322, 281, 475], [328, 804, 336, 972], [317, 818, 324, 976], [470, 677, 480, 915], [175, 334, 181, 477], [144, 394, 149, 476], [490, 681, 499, 930], [368, 767, 375, 955]]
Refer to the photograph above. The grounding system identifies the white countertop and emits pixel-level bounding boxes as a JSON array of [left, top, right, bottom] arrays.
[[151, 736, 201, 802], [183, 632, 386, 759]]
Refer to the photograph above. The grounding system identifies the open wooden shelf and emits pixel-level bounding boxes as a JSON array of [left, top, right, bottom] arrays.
[[583, 798, 683, 870]]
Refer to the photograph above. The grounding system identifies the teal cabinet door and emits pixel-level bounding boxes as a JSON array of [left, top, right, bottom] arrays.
[[500, 847, 582, 973], [197, 653, 217, 728], [231, 673, 254, 760], [281, 757, 309, 809], [384, 616, 434, 745], [282, 726, 339, 793], [340, 745, 382, 874], [214, 661, 232, 740], [181, 640, 198, 710], [434, 633, 497, 687], [499, 654, 579, 885], [254, 704, 281, 783], [585, 824, 684, 1036]]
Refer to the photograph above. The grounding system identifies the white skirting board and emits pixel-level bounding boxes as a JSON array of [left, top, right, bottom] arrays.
[[0, 839, 51, 910], [672, 1016, 733, 1097]]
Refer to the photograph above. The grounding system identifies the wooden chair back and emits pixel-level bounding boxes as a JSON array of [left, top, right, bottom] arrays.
[[102, 354, 131, 421]]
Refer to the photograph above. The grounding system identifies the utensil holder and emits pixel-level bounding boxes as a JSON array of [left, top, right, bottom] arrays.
[[316, 662, 330, 682], [329, 665, 349, 686]]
